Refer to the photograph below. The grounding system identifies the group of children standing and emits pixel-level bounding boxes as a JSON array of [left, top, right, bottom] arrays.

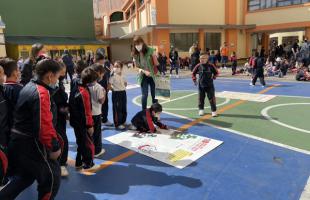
[[0, 42, 170, 199]]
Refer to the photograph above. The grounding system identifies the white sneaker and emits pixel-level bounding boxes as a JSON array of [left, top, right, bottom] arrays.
[[199, 110, 204, 116], [170, 74, 172, 77], [176, 75, 179, 78], [94, 149, 105, 158], [212, 112, 218, 117], [117, 125, 126, 130], [249, 83, 254, 86], [61, 166, 69, 177], [262, 85, 265, 88], [103, 120, 113, 126], [128, 124, 136, 130]]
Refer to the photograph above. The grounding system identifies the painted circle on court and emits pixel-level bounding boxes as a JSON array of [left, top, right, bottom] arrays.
[[261, 103, 310, 134]]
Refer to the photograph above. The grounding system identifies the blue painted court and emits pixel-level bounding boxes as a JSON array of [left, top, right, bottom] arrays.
[[18, 76, 310, 200]]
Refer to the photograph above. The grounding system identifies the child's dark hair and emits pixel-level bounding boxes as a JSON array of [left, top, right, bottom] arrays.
[[75, 60, 88, 75], [35, 59, 61, 79], [81, 67, 99, 85], [91, 63, 105, 74], [211, 50, 215, 54], [151, 103, 163, 113], [0, 58, 18, 77], [114, 61, 123, 69], [200, 52, 209, 57]]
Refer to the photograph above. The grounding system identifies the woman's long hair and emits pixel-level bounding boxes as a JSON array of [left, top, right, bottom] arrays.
[[132, 36, 148, 56]]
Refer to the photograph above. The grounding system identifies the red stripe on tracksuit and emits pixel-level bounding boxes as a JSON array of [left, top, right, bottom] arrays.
[[0, 150, 8, 175], [79, 87, 94, 127], [37, 85, 61, 152], [79, 87, 95, 158], [145, 109, 155, 133]]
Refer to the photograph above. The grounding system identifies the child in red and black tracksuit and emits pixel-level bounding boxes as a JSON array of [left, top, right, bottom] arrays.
[[192, 53, 219, 117], [0, 65, 9, 186], [1, 58, 23, 136], [69, 67, 97, 170], [53, 63, 70, 177], [0, 60, 63, 200], [131, 103, 168, 134]]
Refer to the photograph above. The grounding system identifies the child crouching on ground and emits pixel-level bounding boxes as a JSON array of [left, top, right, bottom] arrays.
[[109, 61, 128, 130], [131, 103, 168, 136]]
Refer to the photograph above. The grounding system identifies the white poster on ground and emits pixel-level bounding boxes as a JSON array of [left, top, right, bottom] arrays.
[[105, 129, 223, 169], [216, 91, 276, 102]]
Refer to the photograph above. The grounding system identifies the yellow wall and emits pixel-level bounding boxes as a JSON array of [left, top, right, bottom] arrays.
[[6, 44, 107, 59], [168, 0, 225, 25], [246, 6, 310, 26]]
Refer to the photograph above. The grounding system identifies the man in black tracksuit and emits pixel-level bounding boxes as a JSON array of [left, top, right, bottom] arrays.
[[192, 53, 219, 117], [69, 67, 96, 170], [131, 103, 168, 133], [251, 52, 266, 87], [0, 60, 63, 200], [0, 65, 9, 186], [20, 43, 45, 86]]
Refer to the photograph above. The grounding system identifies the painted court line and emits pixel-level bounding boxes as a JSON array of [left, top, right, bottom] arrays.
[[161, 92, 198, 105], [261, 103, 310, 134], [300, 176, 310, 200], [81, 85, 279, 174]]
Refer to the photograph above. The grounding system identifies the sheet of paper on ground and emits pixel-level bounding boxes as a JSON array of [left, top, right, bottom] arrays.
[[105, 129, 223, 169], [216, 91, 276, 102]]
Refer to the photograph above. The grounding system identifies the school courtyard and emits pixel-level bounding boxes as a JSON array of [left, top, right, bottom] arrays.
[[0, 0, 309, 200], [14, 68, 310, 200]]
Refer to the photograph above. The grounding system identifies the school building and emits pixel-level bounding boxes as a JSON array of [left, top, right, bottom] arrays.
[[94, 0, 310, 61], [0, 0, 108, 60]]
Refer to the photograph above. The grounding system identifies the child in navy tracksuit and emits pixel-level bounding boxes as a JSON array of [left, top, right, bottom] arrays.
[[192, 53, 219, 117], [53, 63, 70, 177], [131, 103, 168, 135], [0, 58, 23, 186], [0, 65, 9, 186], [109, 61, 128, 130], [231, 52, 237, 75], [0, 58, 23, 138], [69, 67, 97, 170]]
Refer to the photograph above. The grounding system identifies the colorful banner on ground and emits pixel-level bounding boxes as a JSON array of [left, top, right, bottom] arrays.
[[155, 76, 171, 100], [216, 91, 276, 102], [105, 129, 223, 169]]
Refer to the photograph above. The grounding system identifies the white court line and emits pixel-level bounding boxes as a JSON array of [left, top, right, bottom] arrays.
[[173, 90, 310, 99], [164, 98, 230, 111], [161, 110, 310, 155], [261, 103, 310, 134], [300, 176, 310, 200], [132, 94, 230, 111], [161, 92, 198, 105]]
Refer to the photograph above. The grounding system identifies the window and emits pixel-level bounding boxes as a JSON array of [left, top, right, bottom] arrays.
[[248, 0, 310, 11], [205, 33, 221, 50], [170, 33, 199, 52], [110, 11, 124, 22]]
